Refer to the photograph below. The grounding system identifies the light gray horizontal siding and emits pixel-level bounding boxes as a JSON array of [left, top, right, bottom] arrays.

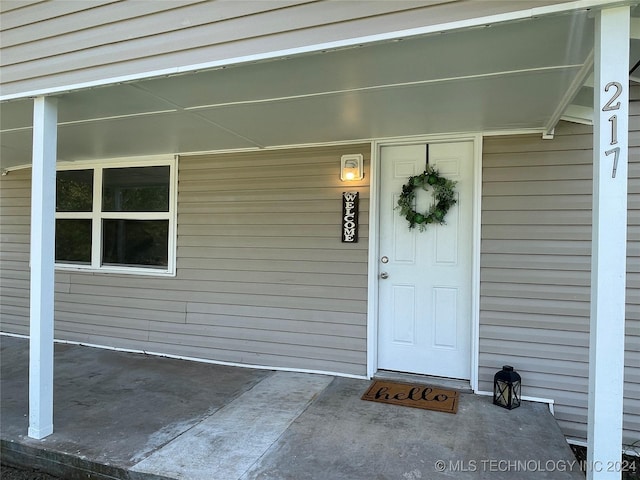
[[0, 168, 31, 336], [626, 98, 640, 445], [0, 144, 370, 376], [0, 0, 559, 97], [480, 103, 640, 444], [0, 1, 42, 14]]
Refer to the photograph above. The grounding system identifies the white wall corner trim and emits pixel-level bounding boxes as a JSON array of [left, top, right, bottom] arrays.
[[366, 142, 380, 378], [470, 134, 483, 393]]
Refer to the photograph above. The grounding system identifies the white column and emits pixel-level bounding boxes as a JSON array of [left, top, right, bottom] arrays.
[[588, 6, 629, 480], [28, 96, 57, 439]]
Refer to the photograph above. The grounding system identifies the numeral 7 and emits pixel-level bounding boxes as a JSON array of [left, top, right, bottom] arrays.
[[605, 147, 620, 178]]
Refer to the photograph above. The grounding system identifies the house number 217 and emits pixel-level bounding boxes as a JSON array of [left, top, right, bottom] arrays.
[[603, 81, 622, 178]]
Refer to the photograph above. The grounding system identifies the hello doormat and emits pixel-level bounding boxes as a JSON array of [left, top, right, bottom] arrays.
[[361, 380, 459, 414]]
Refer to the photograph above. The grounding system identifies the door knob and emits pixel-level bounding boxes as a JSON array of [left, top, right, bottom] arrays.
[[380, 272, 389, 279]]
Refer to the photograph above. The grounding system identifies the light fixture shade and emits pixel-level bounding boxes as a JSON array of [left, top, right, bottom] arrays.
[[341, 154, 363, 181], [493, 365, 521, 410]]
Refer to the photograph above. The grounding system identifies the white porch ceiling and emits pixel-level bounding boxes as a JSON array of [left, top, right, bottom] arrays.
[[1, 8, 636, 170]]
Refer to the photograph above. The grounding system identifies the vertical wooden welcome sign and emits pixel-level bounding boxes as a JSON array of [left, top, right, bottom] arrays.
[[342, 192, 359, 243]]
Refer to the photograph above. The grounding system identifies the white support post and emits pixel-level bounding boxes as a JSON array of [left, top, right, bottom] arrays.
[[588, 6, 629, 480], [28, 96, 57, 439]]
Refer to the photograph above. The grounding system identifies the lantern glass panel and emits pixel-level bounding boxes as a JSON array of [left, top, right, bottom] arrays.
[[495, 379, 510, 408], [511, 381, 521, 408]]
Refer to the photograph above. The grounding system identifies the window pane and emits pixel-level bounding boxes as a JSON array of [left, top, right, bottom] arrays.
[[57, 170, 93, 212], [102, 220, 168, 268], [102, 166, 170, 212], [55, 219, 92, 264]]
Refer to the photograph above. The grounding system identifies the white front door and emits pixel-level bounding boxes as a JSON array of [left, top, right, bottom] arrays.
[[377, 141, 474, 379]]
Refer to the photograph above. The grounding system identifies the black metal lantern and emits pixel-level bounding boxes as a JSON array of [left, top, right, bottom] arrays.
[[493, 365, 521, 410]]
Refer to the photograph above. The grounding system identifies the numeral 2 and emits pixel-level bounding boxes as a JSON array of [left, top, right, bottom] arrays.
[[602, 82, 622, 111]]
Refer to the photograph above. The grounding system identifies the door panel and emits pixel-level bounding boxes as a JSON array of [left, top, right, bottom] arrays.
[[392, 285, 416, 344]]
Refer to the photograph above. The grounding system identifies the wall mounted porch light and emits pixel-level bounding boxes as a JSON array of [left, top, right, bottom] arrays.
[[341, 154, 363, 181]]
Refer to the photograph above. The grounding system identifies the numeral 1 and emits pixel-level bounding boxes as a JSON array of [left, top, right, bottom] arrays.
[[608, 115, 618, 145]]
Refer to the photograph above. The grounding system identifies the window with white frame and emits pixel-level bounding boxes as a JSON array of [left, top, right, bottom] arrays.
[[55, 158, 177, 275]]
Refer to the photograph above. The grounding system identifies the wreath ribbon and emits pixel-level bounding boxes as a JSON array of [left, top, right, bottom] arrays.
[[396, 166, 457, 231]]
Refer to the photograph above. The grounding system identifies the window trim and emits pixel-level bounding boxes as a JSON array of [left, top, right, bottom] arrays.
[[55, 156, 178, 276]]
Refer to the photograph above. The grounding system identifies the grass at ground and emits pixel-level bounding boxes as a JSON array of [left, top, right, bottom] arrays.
[[0, 465, 59, 480], [570, 445, 639, 480]]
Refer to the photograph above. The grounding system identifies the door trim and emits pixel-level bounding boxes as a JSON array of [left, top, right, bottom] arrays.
[[366, 134, 482, 392]]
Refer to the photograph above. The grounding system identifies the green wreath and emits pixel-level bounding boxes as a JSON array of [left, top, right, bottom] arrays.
[[396, 165, 457, 231]]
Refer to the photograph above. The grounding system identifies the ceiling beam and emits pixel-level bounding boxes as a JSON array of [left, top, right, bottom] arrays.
[[544, 51, 594, 135], [560, 104, 594, 124]]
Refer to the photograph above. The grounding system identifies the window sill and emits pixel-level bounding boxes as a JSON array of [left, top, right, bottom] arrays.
[[55, 264, 176, 277]]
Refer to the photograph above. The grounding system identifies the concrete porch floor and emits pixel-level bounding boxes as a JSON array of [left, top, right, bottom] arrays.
[[0, 335, 583, 480]]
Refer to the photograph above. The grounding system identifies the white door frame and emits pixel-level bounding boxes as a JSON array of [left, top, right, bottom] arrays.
[[366, 133, 483, 392]]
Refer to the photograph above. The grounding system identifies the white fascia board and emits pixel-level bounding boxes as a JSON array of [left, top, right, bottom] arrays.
[[0, 0, 631, 102]]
